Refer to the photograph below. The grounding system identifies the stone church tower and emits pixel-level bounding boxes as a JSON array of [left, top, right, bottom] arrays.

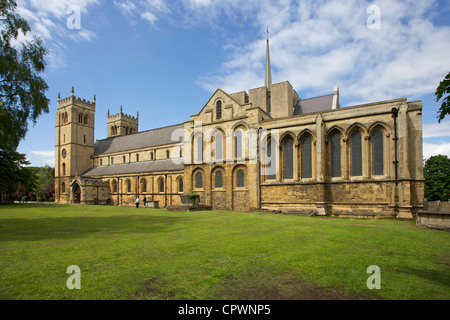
[[54, 87, 96, 203], [107, 106, 139, 138]]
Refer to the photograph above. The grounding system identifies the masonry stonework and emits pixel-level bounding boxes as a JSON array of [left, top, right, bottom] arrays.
[[55, 72, 423, 219]]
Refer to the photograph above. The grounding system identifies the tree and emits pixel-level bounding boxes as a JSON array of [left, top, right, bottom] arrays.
[[435, 71, 450, 123], [0, 0, 49, 196], [0, 148, 29, 195], [33, 165, 54, 201], [424, 154, 450, 202]]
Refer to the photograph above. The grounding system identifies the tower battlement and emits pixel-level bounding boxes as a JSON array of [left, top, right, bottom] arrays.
[[107, 107, 138, 121], [107, 106, 139, 138], [57, 87, 96, 111]]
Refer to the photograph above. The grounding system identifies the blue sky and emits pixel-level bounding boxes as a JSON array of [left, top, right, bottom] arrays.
[[15, 0, 450, 167]]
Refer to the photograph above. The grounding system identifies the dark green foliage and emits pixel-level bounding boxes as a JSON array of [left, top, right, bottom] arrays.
[[187, 193, 200, 205], [0, 0, 49, 196], [0, 148, 29, 194], [12, 166, 54, 201], [424, 154, 450, 201], [33, 165, 54, 201], [435, 71, 450, 123]]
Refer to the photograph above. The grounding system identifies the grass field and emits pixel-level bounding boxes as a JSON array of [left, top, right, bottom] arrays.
[[0, 204, 449, 300]]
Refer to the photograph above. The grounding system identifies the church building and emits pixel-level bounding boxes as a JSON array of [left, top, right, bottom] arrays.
[[54, 38, 424, 219]]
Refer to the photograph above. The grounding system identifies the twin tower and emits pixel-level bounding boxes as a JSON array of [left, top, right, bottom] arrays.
[[55, 88, 139, 200]]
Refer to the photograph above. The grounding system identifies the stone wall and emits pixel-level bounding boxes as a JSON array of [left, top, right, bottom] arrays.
[[212, 191, 227, 210], [416, 200, 450, 230], [232, 190, 250, 211]]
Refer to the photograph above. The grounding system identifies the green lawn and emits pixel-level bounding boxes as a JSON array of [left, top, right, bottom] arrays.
[[0, 204, 449, 300]]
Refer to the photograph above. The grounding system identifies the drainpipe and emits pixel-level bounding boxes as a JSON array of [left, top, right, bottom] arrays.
[[258, 127, 263, 209], [391, 107, 399, 186], [137, 175, 140, 200], [165, 174, 168, 207], [117, 177, 120, 206]]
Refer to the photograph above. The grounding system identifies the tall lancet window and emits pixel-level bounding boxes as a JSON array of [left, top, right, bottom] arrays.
[[283, 137, 294, 180], [331, 132, 341, 177], [197, 136, 203, 163], [215, 132, 223, 162], [301, 135, 312, 179], [351, 131, 362, 177], [216, 101, 222, 119], [235, 130, 243, 159], [267, 139, 277, 180], [373, 129, 384, 175]]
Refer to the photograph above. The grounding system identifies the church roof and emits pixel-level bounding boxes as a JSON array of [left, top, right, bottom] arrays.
[[94, 123, 184, 155], [294, 94, 334, 115], [81, 158, 184, 177]]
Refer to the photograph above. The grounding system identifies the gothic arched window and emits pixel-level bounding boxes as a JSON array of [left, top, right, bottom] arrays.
[[236, 169, 245, 188], [195, 172, 203, 189], [301, 135, 312, 179], [283, 137, 294, 180], [267, 138, 277, 180], [373, 129, 384, 175], [235, 130, 243, 159], [216, 101, 222, 119], [197, 136, 203, 163], [331, 132, 341, 177], [351, 131, 362, 177], [215, 132, 223, 162], [215, 170, 223, 188]]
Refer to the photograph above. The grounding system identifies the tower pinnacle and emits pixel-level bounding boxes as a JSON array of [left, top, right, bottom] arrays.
[[265, 27, 272, 92]]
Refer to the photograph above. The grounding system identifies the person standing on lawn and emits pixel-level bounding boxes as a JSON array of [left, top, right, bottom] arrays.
[[135, 197, 140, 208]]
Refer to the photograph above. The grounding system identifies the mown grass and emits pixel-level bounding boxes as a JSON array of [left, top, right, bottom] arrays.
[[0, 204, 449, 300]]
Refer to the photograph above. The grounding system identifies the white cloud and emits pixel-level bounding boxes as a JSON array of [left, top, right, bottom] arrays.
[[423, 142, 450, 160], [30, 150, 55, 167], [423, 121, 450, 138], [16, 0, 101, 70], [114, 0, 170, 25], [113, 0, 136, 16], [192, 0, 450, 105], [141, 11, 158, 25], [68, 29, 96, 42]]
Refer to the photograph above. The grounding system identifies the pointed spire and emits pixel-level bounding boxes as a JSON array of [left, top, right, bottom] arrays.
[[71, 87, 74, 96], [107, 109, 110, 117], [93, 94, 96, 103], [120, 105, 123, 114], [265, 27, 272, 92], [58, 92, 61, 101]]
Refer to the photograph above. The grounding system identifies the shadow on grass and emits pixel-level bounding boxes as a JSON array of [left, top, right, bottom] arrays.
[[399, 266, 450, 290], [214, 269, 386, 300], [0, 214, 192, 242]]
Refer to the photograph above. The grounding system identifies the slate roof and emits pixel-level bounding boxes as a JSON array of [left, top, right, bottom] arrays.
[[294, 94, 334, 115], [81, 158, 184, 177], [94, 123, 184, 155]]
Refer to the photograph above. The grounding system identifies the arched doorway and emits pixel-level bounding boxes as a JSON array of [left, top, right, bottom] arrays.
[[73, 183, 81, 204]]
